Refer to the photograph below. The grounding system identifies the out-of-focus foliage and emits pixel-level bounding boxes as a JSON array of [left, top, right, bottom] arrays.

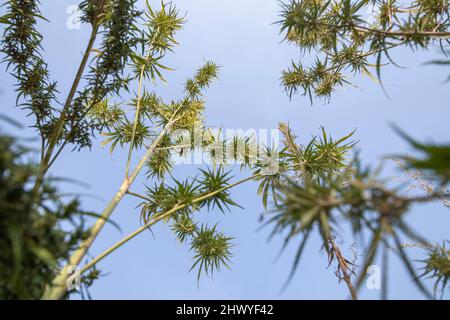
[[257, 123, 449, 298], [88, 2, 241, 284], [398, 131, 450, 298], [0, 0, 141, 149], [0, 131, 97, 299], [275, 0, 450, 299], [137, 167, 239, 283], [395, 128, 450, 184]]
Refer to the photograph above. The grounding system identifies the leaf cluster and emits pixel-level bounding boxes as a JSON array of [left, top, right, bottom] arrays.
[[421, 242, 450, 299], [65, 0, 142, 149], [1, 0, 58, 137], [138, 166, 238, 281], [257, 123, 450, 298]]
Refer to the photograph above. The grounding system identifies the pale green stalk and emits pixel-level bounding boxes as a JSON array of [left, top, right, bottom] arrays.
[[79, 173, 261, 275], [124, 29, 159, 178], [42, 55, 178, 299]]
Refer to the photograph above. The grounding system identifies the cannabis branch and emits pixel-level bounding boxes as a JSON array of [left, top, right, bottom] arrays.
[[0, 0, 449, 300]]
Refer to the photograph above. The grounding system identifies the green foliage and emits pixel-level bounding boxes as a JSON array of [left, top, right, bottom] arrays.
[[198, 167, 241, 212], [144, 0, 185, 54], [267, 154, 436, 296], [255, 124, 355, 212], [22, 1, 236, 290], [275, 1, 450, 299], [88, 99, 125, 129], [0, 132, 96, 299], [185, 61, 220, 100], [395, 128, 450, 184], [281, 123, 356, 178], [1, 0, 57, 138], [172, 215, 234, 283], [133, 92, 165, 121], [189, 224, 234, 282], [279, 0, 450, 102], [146, 134, 173, 180], [100, 35, 218, 156], [131, 53, 172, 83], [141, 167, 241, 221], [226, 136, 259, 168], [140, 179, 198, 223], [0, 0, 143, 149], [139, 183, 169, 223], [101, 118, 151, 154], [255, 148, 289, 211], [66, 0, 142, 149], [396, 130, 450, 295], [67, 0, 186, 150], [136, 166, 242, 281], [130, 1, 184, 83]]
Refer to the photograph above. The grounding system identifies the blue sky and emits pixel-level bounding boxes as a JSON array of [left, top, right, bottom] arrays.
[[1, 0, 449, 299]]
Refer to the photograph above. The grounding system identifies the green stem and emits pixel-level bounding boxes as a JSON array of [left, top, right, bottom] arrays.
[[124, 63, 146, 178], [126, 190, 153, 202], [45, 96, 104, 170]]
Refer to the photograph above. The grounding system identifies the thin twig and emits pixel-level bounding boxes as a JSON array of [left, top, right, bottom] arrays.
[[328, 236, 359, 300]]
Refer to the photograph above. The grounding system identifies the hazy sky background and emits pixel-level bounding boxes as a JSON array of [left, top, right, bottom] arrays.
[[1, 0, 449, 299]]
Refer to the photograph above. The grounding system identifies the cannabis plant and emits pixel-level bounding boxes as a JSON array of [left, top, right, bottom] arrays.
[[1, 0, 449, 301], [0, 0, 276, 299], [0, 128, 100, 299]]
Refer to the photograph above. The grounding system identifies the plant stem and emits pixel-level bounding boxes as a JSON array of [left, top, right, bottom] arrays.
[[124, 58, 147, 178], [33, 25, 99, 196], [124, 30, 159, 178], [45, 96, 104, 170], [79, 173, 261, 276]]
